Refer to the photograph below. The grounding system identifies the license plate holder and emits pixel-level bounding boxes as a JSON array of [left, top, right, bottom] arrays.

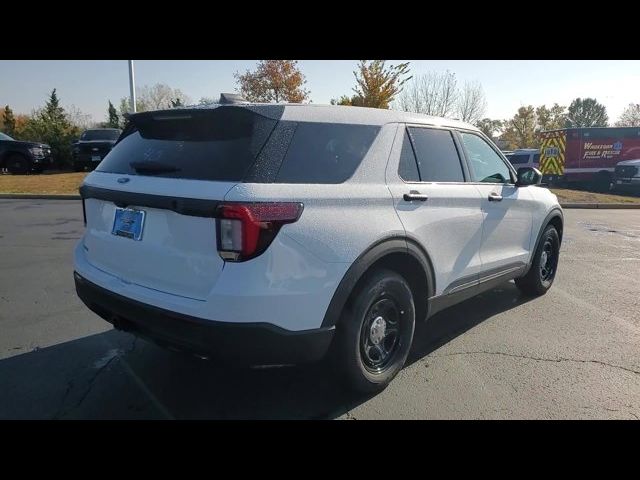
[[112, 208, 145, 241]]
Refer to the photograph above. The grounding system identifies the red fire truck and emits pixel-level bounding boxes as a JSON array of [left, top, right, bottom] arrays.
[[538, 127, 640, 190]]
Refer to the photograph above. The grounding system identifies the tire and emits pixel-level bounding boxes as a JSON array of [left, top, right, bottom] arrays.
[[6, 154, 29, 175], [330, 269, 415, 394], [73, 163, 84, 172], [515, 225, 560, 296]]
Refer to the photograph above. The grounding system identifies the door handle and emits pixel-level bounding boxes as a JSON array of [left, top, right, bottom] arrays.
[[403, 190, 429, 202], [488, 192, 503, 202]]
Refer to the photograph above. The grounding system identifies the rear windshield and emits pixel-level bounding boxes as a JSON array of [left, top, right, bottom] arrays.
[[81, 129, 121, 141], [96, 107, 278, 181]]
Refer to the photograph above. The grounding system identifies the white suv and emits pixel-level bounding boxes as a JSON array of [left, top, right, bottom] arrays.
[[74, 100, 563, 393]]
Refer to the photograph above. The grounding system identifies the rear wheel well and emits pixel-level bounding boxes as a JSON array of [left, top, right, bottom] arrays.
[[346, 252, 430, 324]]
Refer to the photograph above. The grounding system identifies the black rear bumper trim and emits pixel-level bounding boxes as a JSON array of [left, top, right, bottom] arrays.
[[79, 185, 221, 218], [74, 272, 334, 365]]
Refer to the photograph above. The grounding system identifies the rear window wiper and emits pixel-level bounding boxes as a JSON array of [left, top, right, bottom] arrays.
[[130, 161, 181, 174]]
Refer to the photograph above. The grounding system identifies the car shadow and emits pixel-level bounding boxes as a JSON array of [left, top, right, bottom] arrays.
[[0, 282, 534, 420]]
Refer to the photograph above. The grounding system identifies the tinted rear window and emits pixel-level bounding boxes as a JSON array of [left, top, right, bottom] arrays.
[[96, 107, 277, 181], [275, 122, 380, 184], [407, 127, 464, 182]]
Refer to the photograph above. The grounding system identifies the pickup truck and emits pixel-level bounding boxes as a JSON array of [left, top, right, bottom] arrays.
[[0, 131, 53, 174]]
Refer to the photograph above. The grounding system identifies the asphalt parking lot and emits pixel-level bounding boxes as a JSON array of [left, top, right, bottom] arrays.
[[0, 199, 639, 419]]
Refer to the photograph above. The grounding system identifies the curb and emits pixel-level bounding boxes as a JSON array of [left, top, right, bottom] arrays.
[[560, 203, 640, 209], [0, 194, 81, 200], [1, 194, 640, 209]]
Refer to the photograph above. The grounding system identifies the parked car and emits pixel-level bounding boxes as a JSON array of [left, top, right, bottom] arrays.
[[504, 148, 540, 170], [74, 98, 563, 393], [613, 159, 640, 193], [0, 132, 53, 174], [72, 128, 121, 172]]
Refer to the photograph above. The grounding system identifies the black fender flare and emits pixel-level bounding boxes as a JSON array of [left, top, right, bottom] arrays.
[[525, 207, 564, 274], [320, 236, 435, 328]]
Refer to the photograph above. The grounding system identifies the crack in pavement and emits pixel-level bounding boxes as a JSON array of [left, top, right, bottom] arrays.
[[52, 337, 138, 419], [427, 350, 640, 376]]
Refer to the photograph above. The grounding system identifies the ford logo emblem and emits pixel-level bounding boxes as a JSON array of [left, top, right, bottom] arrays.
[[117, 178, 130, 184]]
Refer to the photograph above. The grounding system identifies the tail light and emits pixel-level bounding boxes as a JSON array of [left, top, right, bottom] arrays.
[[216, 202, 303, 261]]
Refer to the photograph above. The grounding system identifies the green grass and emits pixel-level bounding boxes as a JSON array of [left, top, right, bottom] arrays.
[[0, 172, 87, 195], [550, 188, 640, 204]]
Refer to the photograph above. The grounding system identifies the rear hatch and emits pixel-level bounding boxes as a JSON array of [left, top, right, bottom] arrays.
[[80, 106, 279, 300]]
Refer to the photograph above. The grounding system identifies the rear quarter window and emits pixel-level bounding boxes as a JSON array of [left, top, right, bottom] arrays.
[[275, 122, 380, 184]]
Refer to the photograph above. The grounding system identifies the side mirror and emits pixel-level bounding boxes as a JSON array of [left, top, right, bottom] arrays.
[[516, 166, 542, 186]]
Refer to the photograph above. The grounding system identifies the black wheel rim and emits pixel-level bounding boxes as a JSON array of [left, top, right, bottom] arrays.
[[359, 297, 402, 373], [539, 238, 556, 283]]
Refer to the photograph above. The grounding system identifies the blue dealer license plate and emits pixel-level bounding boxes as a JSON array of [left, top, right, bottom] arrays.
[[112, 208, 145, 241]]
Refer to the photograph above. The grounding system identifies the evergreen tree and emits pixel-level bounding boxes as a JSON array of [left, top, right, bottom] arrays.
[[107, 100, 120, 128], [2, 105, 16, 135]]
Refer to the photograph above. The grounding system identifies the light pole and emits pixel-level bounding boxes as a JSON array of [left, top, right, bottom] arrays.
[[128, 60, 137, 113]]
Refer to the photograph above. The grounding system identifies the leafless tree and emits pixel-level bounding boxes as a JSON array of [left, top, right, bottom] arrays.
[[395, 71, 458, 117], [456, 81, 487, 124], [122, 83, 192, 112], [615, 103, 640, 127], [67, 105, 95, 129]]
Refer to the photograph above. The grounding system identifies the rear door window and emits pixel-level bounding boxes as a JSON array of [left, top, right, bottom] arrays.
[[275, 122, 380, 184], [407, 127, 465, 182]]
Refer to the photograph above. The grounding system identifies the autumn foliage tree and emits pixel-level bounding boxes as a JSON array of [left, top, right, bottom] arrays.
[[536, 103, 567, 131], [501, 106, 538, 149], [234, 60, 310, 103], [345, 60, 411, 109], [475, 118, 503, 139]]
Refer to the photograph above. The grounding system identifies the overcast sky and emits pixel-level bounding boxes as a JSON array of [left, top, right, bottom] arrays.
[[1, 60, 639, 124]]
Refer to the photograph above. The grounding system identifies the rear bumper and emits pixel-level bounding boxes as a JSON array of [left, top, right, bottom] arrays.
[[74, 272, 335, 365]]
